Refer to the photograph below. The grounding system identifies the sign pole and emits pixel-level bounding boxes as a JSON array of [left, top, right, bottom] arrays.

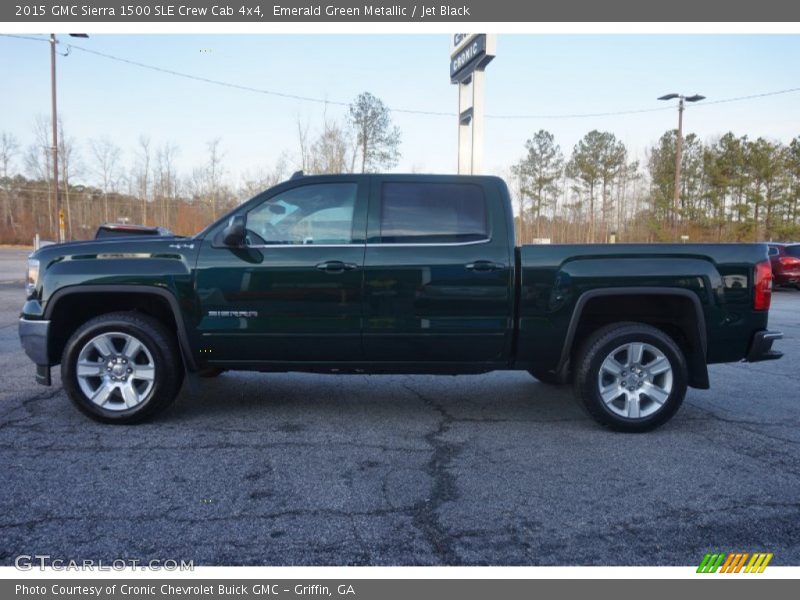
[[470, 69, 486, 174], [457, 78, 471, 173]]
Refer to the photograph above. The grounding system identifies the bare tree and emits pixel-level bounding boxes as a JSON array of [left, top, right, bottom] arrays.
[[310, 118, 351, 174], [205, 138, 225, 220], [24, 116, 51, 181], [90, 137, 122, 223], [58, 119, 81, 239], [153, 142, 179, 227], [348, 92, 401, 173], [25, 116, 54, 235], [0, 132, 18, 183], [133, 135, 151, 225], [238, 154, 289, 201], [0, 132, 19, 228], [296, 118, 311, 172]]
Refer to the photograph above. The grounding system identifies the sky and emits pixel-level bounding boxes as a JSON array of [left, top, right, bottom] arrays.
[[1, 33, 799, 187]]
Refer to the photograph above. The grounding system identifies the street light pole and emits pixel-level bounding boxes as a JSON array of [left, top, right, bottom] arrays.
[[672, 96, 684, 235], [658, 93, 705, 239]]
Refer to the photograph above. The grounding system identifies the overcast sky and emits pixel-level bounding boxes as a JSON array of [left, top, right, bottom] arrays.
[[2, 33, 799, 185]]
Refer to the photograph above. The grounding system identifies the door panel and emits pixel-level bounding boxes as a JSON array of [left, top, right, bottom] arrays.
[[194, 179, 367, 363], [195, 245, 364, 362], [363, 244, 511, 362], [362, 177, 513, 363]]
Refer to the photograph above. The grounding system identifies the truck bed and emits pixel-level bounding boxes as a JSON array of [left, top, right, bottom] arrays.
[[516, 243, 771, 375]]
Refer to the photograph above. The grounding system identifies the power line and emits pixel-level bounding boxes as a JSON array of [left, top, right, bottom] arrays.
[[3, 33, 799, 120], [0, 33, 49, 43], [0, 33, 451, 116], [701, 87, 800, 107], [486, 106, 674, 119], [67, 43, 455, 117], [487, 87, 800, 119]]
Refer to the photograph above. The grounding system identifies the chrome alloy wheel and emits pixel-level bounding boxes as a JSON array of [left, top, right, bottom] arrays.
[[597, 342, 673, 420], [75, 331, 156, 411]]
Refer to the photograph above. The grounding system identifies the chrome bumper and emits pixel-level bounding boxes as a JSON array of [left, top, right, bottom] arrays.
[[746, 330, 783, 362]]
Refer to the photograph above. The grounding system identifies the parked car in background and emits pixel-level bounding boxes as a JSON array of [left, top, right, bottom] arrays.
[[95, 223, 174, 239], [768, 243, 800, 289]]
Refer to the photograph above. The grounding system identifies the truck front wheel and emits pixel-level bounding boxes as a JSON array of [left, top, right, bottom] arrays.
[[573, 322, 687, 432], [61, 312, 184, 424]]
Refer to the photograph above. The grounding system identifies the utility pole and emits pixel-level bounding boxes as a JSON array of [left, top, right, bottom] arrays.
[[50, 33, 62, 243], [658, 93, 705, 238], [49, 33, 88, 243]]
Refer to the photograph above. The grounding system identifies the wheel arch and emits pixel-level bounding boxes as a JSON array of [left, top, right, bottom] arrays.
[[558, 287, 709, 389], [44, 285, 198, 371]]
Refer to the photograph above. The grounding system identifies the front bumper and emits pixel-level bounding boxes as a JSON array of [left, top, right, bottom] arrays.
[[746, 330, 783, 362], [18, 318, 51, 385]]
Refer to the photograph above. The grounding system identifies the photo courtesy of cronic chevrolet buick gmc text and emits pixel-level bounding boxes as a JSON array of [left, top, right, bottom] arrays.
[[18, 173, 783, 431]]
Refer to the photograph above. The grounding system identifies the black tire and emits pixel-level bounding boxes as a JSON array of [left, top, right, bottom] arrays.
[[61, 312, 184, 424], [528, 368, 563, 385], [573, 322, 688, 433]]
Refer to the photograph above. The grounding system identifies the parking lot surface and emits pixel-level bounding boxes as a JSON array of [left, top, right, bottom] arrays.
[[1, 247, 798, 565]]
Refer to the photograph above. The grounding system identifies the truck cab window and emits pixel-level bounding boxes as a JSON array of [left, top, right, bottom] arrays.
[[246, 183, 357, 245], [379, 182, 488, 244]]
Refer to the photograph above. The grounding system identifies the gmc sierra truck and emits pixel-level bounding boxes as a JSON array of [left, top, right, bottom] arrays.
[[19, 173, 783, 431]]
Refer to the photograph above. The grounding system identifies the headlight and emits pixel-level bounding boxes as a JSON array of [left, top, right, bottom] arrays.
[[26, 258, 39, 296]]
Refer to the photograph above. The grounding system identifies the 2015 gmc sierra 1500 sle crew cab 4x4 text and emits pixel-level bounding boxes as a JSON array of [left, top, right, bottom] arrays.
[[19, 173, 783, 431]]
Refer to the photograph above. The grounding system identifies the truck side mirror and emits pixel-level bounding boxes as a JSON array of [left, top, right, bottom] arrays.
[[222, 215, 246, 247]]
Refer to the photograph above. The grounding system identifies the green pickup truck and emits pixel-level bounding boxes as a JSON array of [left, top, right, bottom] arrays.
[[19, 173, 783, 431]]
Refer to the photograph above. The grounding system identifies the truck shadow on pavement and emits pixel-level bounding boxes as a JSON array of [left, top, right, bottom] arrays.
[[163, 372, 590, 427]]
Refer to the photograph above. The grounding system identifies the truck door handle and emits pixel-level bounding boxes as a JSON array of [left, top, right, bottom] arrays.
[[465, 260, 506, 272], [316, 261, 358, 273]]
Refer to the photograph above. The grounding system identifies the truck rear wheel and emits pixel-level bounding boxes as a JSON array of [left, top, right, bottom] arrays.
[[61, 312, 184, 424], [573, 322, 687, 432]]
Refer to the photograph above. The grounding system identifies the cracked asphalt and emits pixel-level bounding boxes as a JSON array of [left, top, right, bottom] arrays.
[[1, 247, 798, 565]]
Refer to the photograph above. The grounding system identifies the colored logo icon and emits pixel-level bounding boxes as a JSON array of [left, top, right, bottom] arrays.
[[697, 552, 773, 573]]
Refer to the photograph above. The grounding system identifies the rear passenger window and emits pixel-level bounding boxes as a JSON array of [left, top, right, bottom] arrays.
[[379, 182, 489, 244], [768, 246, 779, 256]]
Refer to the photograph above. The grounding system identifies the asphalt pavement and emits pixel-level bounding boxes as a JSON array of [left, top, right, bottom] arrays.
[[0, 247, 798, 566]]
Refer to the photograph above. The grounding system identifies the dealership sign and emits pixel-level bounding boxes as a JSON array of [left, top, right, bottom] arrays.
[[450, 34, 496, 83]]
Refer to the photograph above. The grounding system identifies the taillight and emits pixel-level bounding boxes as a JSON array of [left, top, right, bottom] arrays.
[[754, 260, 773, 311], [778, 256, 800, 268]]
